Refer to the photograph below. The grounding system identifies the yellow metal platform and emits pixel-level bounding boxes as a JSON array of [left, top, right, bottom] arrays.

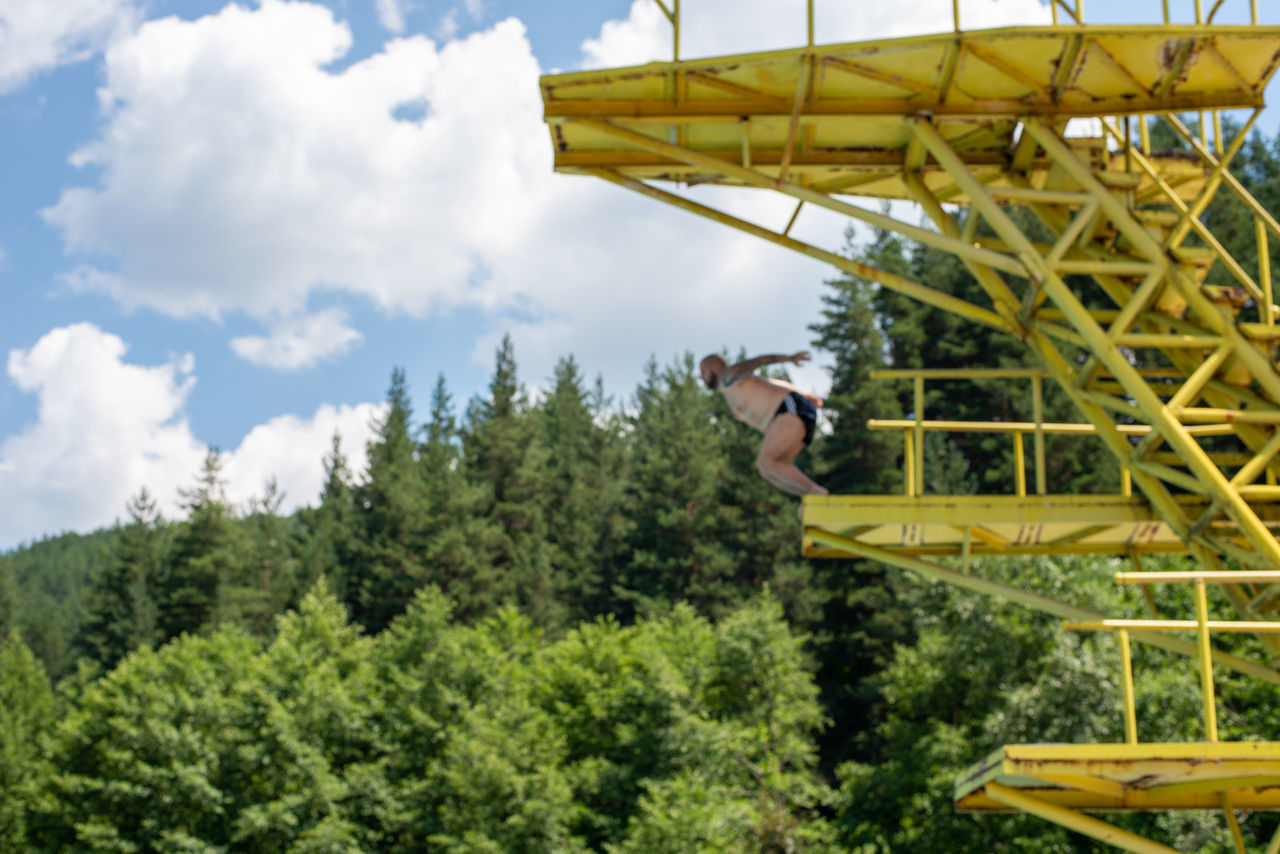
[[543, 25, 1278, 202], [957, 742, 1280, 812], [801, 494, 1280, 559]]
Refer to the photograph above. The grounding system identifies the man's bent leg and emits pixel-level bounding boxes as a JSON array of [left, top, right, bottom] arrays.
[[756, 414, 828, 497]]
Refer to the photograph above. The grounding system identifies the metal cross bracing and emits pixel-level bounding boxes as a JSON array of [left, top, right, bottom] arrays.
[[541, 15, 1280, 645], [541, 2, 1280, 850]]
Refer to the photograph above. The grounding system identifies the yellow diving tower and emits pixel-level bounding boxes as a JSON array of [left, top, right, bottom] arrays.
[[541, 1, 1280, 851]]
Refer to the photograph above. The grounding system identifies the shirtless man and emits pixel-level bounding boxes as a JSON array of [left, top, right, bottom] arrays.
[[700, 351, 829, 497]]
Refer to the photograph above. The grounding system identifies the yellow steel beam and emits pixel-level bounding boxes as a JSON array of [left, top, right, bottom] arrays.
[[959, 742, 1280, 809], [573, 118, 1029, 280], [802, 524, 1280, 685], [586, 168, 1015, 333], [984, 783, 1182, 854], [1147, 774, 1280, 799], [1164, 112, 1280, 245], [1119, 629, 1138, 744], [1066, 619, 1280, 633], [1118, 570, 1280, 585], [1021, 120, 1280, 572], [867, 418, 1236, 436], [911, 118, 1202, 549], [1030, 773, 1128, 798]]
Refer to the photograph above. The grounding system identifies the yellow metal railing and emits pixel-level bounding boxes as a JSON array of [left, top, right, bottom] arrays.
[[1065, 568, 1280, 852], [1068, 569, 1280, 743], [866, 368, 1247, 499]]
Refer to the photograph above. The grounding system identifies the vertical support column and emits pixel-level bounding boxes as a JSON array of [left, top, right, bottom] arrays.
[[953, 0, 961, 31], [1266, 820, 1280, 854], [904, 430, 916, 497], [673, 0, 680, 60], [1014, 433, 1027, 497], [1119, 628, 1137, 744], [1033, 375, 1047, 495], [1222, 794, 1247, 854], [914, 376, 926, 496], [1260, 217, 1273, 328], [1195, 578, 1219, 742]]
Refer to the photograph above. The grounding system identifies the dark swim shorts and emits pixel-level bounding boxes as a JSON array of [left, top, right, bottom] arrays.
[[776, 391, 817, 446]]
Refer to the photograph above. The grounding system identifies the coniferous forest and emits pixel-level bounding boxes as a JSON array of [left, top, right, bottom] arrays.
[[6, 121, 1280, 852]]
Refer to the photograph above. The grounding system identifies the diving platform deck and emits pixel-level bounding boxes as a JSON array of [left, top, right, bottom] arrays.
[[542, 25, 1280, 203], [957, 742, 1280, 812], [962, 742, 1280, 814], [801, 494, 1280, 560]]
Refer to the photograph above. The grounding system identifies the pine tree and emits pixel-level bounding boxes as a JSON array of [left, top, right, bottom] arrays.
[[156, 450, 241, 641], [238, 478, 301, 634], [418, 374, 506, 621], [810, 225, 908, 496], [0, 561, 15, 639], [463, 336, 560, 626], [615, 354, 735, 619], [298, 432, 361, 603], [74, 489, 162, 670], [534, 357, 626, 623], [349, 369, 432, 633], [0, 631, 53, 850]]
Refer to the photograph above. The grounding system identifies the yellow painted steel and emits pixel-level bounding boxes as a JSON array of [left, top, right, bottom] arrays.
[[546, 3, 1280, 850], [1066, 619, 1280, 632], [802, 493, 1280, 561], [958, 743, 1280, 812], [983, 783, 1182, 854], [1118, 629, 1137, 745]]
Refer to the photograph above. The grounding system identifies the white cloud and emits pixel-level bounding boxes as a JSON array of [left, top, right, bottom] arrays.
[[230, 309, 363, 370], [0, 323, 204, 546], [0, 0, 138, 94], [39, 2, 839, 397], [39, 0, 1052, 409], [584, 0, 1051, 66], [580, 0, 670, 69], [221, 401, 382, 512], [0, 323, 381, 548], [43, 1, 547, 324], [376, 0, 407, 33]]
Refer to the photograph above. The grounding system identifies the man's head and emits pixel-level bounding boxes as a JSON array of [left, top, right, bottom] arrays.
[[699, 354, 726, 390]]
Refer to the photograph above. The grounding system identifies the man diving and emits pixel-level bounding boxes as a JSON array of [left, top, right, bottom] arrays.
[[700, 350, 829, 497]]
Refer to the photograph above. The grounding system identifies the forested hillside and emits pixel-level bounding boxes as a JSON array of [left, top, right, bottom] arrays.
[[5, 119, 1280, 851]]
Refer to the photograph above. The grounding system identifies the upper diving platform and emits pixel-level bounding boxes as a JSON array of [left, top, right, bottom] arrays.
[[541, 25, 1280, 202]]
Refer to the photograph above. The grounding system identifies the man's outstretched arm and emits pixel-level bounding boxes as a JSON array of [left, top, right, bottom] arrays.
[[722, 351, 810, 386]]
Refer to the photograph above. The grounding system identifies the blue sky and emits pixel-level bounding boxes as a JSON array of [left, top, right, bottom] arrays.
[[1, 0, 1277, 548]]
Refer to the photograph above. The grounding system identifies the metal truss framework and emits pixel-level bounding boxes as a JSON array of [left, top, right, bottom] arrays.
[[542, 11, 1280, 853]]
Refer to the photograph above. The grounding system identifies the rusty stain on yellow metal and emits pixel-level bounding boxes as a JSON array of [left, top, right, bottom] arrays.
[[545, 1, 1280, 849]]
